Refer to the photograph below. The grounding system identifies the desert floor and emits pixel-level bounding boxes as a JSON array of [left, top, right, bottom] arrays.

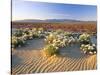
[[11, 38, 97, 74]]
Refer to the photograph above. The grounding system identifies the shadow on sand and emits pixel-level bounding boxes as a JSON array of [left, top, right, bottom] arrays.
[[59, 44, 85, 58], [11, 54, 23, 68], [16, 38, 45, 51]]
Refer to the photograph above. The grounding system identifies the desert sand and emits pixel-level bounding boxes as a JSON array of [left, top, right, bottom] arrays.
[[11, 39, 97, 74]]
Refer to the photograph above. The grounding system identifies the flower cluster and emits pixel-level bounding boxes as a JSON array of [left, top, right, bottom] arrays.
[[80, 44, 96, 55], [12, 28, 45, 48]]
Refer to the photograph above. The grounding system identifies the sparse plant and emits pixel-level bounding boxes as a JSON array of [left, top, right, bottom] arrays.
[[80, 44, 96, 55], [79, 33, 91, 44], [11, 36, 18, 48], [13, 29, 24, 37], [11, 36, 26, 48], [43, 44, 59, 57], [16, 37, 26, 47]]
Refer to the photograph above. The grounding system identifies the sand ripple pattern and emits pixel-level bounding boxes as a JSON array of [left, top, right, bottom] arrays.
[[11, 50, 97, 74]]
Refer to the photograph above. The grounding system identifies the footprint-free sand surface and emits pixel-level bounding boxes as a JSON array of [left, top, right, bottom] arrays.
[[11, 39, 97, 74]]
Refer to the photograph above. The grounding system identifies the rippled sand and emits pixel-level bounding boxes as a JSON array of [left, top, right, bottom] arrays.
[[11, 50, 97, 74], [11, 39, 97, 74]]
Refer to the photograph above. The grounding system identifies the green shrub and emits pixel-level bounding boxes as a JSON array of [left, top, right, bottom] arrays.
[[11, 36, 18, 48], [38, 28, 44, 33], [43, 45, 59, 56], [55, 29, 64, 34], [45, 33, 58, 44], [79, 33, 91, 44], [80, 44, 96, 55], [64, 32, 72, 37], [23, 29, 30, 35], [13, 29, 23, 37], [11, 36, 26, 48], [16, 38, 26, 47]]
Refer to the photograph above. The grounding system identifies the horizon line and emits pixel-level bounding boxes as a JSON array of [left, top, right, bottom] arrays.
[[12, 18, 97, 22]]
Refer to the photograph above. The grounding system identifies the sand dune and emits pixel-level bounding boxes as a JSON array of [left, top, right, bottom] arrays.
[[11, 49, 97, 74]]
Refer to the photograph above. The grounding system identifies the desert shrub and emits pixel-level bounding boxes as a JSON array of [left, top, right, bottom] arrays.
[[38, 28, 44, 33], [44, 31, 77, 48], [55, 29, 64, 34], [16, 37, 26, 47], [11, 36, 26, 48], [12, 28, 46, 48], [22, 34, 30, 40], [11, 36, 18, 48], [23, 28, 30, 35], [32, 32, 39, 38], [23, 28, 45, 39], [80, 44, 96, 55], [79, 33, 91, 44], [13, 29, 24, 37], [45, 33, 58, 44], [64, 32, 72, 37], [43, 44, 59, 56], [32, 28, 37, 32]]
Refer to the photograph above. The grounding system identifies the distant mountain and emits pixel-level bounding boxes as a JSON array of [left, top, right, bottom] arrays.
[[13, 19, 44, 23], [45, 19, 81, 22], [12, 19, 96, 23]]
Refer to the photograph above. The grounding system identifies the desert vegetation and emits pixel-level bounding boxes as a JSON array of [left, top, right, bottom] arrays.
[[11, 28, 45, 48], [12, 22, 97, 32], [11, 22, 97, 74], [12, 27, 97, 55]]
